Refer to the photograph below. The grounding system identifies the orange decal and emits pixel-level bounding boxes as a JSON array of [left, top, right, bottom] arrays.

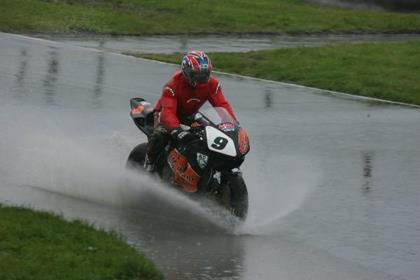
[[238, 128, 250, 155], [167, 149, 200, 192]]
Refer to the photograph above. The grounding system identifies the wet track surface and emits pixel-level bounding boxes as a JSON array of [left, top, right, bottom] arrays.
[[1, 32, 420, 279]]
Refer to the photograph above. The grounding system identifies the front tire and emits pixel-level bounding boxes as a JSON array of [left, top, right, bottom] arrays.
[[126, 142, 148, 170], [227, 174, 248, 220]]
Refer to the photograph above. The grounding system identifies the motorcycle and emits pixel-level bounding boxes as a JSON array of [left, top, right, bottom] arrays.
[[126, 97, 250, 220]]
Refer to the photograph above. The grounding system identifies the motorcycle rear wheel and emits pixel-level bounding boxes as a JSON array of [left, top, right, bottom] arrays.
[[126, 142, 147, 169]]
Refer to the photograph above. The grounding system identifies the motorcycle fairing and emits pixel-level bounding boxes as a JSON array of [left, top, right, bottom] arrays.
[[130, 98, 155, 136], [167, 149, 200, 192], [238, 128, 250, 155], [205, 126, 237, 157]]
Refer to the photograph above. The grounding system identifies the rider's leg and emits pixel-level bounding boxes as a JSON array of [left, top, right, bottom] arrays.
[[145, 125, 169, 171]]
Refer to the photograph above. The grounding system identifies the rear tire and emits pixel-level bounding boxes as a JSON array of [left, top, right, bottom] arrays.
[[126, 142, 147, 170], [228, 174, 248, 220]]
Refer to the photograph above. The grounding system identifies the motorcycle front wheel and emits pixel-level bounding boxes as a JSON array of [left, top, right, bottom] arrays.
[[227, 174, 249, 220]]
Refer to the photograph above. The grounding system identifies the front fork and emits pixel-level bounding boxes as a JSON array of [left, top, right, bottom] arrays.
[[219, 168, 242, 186], [199, 168, 242, 205]]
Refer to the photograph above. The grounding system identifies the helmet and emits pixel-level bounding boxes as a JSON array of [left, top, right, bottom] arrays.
[[181, 51, 212, 86]]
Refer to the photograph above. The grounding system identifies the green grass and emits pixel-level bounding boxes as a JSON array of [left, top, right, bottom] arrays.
[[134, 41, 420, 106], [2, 0, 420, 34], [0, 204, 163, 280]]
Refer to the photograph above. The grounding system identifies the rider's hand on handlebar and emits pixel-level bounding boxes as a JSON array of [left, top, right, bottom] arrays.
[[171, 128, 196, 145]]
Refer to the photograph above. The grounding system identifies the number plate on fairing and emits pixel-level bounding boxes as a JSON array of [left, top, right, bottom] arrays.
[[205, 126, 237, 157]]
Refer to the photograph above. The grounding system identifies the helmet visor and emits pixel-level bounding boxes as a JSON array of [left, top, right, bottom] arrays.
[[191, 70, 210, 84]]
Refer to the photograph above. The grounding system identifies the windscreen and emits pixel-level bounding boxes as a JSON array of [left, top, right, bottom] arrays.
[[197, 107, 236, 126]]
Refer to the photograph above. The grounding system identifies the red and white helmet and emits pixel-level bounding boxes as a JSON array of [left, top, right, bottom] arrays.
[[181, 51, 212, 86]]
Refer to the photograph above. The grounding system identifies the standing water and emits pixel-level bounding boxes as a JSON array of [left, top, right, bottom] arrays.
[[1, 33, 420, 279]]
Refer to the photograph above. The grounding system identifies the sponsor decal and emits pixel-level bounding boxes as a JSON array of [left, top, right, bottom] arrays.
[[218, 122, 235, 132], [196, 152, 208, 169], [167, 149, 200, 192], [177, 131, 190, 140]]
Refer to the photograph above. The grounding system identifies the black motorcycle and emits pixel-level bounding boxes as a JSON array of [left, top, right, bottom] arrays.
[[126, 97, 250, 220]]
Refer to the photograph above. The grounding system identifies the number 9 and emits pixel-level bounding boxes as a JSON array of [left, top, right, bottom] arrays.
[[211, 137, 228, 150]]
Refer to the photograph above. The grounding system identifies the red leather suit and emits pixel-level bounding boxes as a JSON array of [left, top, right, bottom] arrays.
[[154, 70, 237, 130]]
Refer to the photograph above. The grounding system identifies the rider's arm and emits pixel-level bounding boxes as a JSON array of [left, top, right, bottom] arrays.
[[208, 82, 238, 121], [159, 86, 180, 130]]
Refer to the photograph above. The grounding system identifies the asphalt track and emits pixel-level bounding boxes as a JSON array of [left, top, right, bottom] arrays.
[[1, 32, 420, 280]]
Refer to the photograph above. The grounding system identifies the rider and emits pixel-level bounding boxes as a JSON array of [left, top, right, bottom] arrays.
[[145, 50, 238, 171]]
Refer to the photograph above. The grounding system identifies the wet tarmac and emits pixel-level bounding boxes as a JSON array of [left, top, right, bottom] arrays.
[[1, 32, 420, 280], [36, 33, 420, 54]]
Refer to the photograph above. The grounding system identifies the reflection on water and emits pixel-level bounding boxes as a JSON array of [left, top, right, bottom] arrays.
[[16, 48, 28, 87], [43, 47, 60, 105], [119, 210, 245, 280], [362, 151, 374, 191], [93, 41, 106, 106], [94, 54, 105, 98], [264, 87, 273, 109], [14, 47, 29, 100]]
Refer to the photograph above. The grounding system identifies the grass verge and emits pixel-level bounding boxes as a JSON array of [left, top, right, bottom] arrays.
[[2, 0, 420, 34], [0, 204, 163, 280], [133, 41, 420, 106]]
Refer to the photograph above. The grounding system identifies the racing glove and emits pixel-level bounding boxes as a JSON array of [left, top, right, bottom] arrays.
[[170, 128, 195, 145]]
